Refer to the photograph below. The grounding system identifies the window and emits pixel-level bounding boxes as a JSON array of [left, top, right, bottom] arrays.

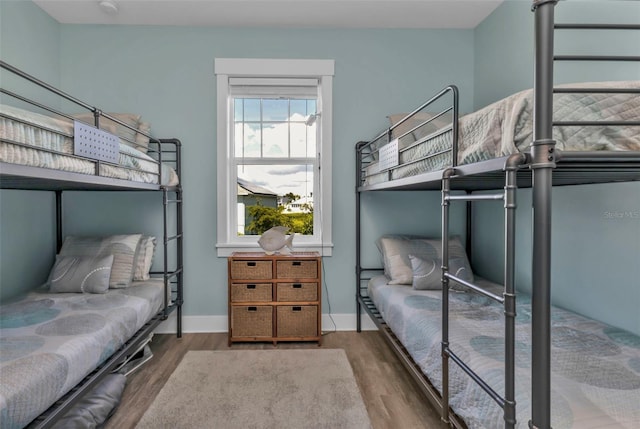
[[215, 59, 334, 256]]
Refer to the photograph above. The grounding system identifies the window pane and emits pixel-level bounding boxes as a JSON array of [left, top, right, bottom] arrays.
[[234, 99, 243, 122], [244, 99, 260, 121], [290, 123, 314, 158], [237, 123, 261, 157], [263, 123, 288, 157], [237, 164, 314, 237], [290, 99, 308, 117], [307, 100, 317, 115], [262, 99, 289, 121]]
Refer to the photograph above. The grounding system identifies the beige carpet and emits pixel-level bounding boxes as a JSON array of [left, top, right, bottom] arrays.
[[136, 349, 372, 428]]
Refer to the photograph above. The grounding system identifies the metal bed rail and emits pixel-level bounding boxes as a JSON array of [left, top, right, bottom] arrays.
[[0, 60, 166, 179], [356, 85, 459, 189]]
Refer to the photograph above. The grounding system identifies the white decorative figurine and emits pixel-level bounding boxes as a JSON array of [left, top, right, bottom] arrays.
[[258, 226, 295, 255]]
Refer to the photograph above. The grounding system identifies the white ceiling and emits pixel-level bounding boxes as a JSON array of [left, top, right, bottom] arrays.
[[33, 0, 504, 29]]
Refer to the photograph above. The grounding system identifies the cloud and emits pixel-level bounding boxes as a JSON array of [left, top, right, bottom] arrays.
[[267, 165, 311, 175]]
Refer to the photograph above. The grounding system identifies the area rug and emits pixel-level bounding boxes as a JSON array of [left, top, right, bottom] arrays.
[[135, 349, 372, 428]]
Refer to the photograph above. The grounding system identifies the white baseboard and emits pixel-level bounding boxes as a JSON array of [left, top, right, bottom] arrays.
[[154, 312, 378, 334]]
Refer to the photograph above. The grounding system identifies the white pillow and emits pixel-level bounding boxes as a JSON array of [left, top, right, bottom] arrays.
[[388, 112, 450, 144], [73, 112, 151, 152], [133, 236, 156, 281]]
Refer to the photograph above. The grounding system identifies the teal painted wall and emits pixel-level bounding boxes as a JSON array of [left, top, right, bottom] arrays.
[[2, 1, 637, 335], [474, 0, 640, 109], [472, 0, 640, 335], [54, 24, 474, 316], [0, 1, 474, 314], [0, 1, 60, 300]]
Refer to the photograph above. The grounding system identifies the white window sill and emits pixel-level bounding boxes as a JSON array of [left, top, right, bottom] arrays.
[[216, 242, 333, 257]]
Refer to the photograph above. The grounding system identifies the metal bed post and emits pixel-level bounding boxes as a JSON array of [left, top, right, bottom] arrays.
[[355, 141, 366, 333], [158, 138, 184, 338], [440, 168, 454, 424], [504, 153, 526, 427], [176, 187, 183, 337], [530, 1, 558, 428], [55, 190, 63, 252]]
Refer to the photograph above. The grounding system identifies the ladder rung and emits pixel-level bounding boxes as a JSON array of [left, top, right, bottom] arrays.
[[446, 348, 506, 409], [165, 234, 183, 243], [445, 273, 504, 303], [445, 194, 504, 202], [554, 55, 640, 62]]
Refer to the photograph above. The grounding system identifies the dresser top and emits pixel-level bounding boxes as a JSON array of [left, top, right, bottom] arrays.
[[230, 251, 320, 259]]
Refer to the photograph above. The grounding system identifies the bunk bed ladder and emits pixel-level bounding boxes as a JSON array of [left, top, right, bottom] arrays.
[[160, 139, 184, 338], [440, 152, 526, 428]]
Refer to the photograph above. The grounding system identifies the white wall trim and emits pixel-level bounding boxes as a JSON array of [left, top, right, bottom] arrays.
[[154, 312, 378, 334], [215, 58, 335, 77]]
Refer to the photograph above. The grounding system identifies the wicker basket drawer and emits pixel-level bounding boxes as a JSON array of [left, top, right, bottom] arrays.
[[276, 305, 318, 337], [231, 306, 273, 337], [231, 283, 272, 302], [276, 283, 318, 302], [276, 260, 318, 279], [230, 260, 272, 280]]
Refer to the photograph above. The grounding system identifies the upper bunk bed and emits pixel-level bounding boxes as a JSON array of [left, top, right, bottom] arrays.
[[356, 82, 640, 192], [0, 60, 181, 193]]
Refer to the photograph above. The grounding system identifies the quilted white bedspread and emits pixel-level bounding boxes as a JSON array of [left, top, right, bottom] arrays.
[[369, 275, 640, 428], [365, 81, 640, 185], [0, 104, 178, 186]]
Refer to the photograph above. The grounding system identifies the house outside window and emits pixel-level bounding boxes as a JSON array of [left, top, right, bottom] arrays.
[[215, 59, 334, 256]]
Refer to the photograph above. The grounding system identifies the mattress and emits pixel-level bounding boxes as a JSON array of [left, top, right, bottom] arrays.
[[363, 81, 640, 186], [368, 275, 640, 428], [0, 279, 166, 429], [0, 104, 179, 186]]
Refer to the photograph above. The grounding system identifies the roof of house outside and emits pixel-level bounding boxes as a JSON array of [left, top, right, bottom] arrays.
[[237, 177, 278, 196]]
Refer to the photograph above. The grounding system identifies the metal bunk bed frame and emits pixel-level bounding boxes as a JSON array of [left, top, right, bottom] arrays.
[[355, 1, 640, 428], [0, 61, 184, 428]]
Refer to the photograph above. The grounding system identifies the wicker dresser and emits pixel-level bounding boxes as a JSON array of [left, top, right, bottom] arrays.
[[227, 252, 322, 345]]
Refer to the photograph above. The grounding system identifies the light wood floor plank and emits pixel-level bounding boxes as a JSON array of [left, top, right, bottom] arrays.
[[104, 331, 447, 429]]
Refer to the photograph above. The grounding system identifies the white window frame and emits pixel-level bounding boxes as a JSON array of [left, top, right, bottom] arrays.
[[215, 58, 334, 257]]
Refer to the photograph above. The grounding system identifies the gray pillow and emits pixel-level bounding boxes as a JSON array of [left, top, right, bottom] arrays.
[[409, 255, 440, 290], [59, 234, 142, 288], [51, 373, 126, 429], [449, 257, 473, 284], [48, 254, 114, 294], [410, 255, 474, 291]]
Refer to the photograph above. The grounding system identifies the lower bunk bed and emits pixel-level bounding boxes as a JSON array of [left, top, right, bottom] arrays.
[[363, 273, 640, 428], [0, 277, 175, 429]]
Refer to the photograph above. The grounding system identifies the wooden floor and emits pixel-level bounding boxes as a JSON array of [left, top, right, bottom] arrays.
[[105, 331, 448, 429]]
